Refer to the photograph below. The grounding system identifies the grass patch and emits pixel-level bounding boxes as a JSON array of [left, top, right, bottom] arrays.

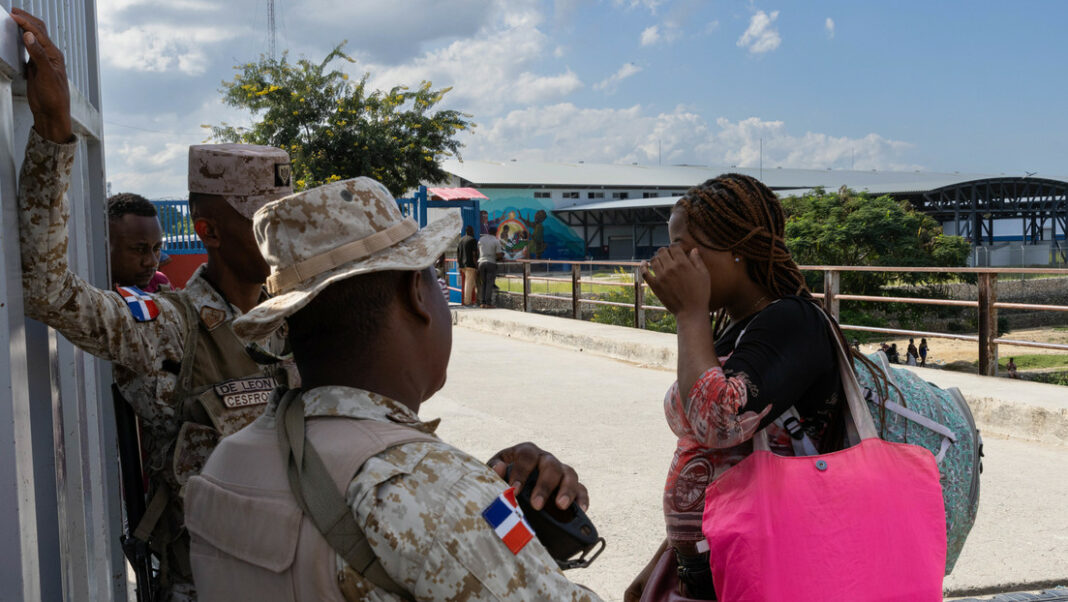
[[1028, 372, 1068, 386], [494, 277, 635, 296], [998, 354, 1068, 370]]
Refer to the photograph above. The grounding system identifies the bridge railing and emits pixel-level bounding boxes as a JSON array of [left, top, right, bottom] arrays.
[[491, 259, 1068, 377]]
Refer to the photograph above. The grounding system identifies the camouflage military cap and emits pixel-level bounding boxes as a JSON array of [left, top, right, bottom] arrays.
[[188, 144, 293, 220], [232, 177, 460, 341]]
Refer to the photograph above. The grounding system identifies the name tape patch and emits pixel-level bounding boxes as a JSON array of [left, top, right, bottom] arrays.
[[481, 488, 535, 555], [214, 376, 278, 409]]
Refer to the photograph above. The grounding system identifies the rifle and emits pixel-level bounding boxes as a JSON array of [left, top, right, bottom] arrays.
[[112, 383, 158, 602]]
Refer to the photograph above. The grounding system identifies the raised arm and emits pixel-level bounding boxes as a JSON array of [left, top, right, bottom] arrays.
[[13, 9, 184, 374]]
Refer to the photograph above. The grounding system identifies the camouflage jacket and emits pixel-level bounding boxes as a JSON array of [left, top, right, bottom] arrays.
[[256, 386, 602, 601], [18, 129, 286, 595]]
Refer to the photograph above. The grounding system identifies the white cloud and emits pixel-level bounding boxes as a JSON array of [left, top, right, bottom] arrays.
[[825, 17, 836, 39], [468, 103, 706, 164], [466, 105, 919, 172], [613, 0, 666, 13], [594, 62, 642, 92], [711, 117, 918, 171], [705, 20, 721, 34], [640, 25, 661, 46], [737, 10, 781, 54], [100, 24, 239, 75], [362, 7, 582, 112]]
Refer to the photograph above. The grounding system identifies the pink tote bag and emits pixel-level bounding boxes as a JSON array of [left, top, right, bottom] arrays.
[[702, 317, 947, 602]]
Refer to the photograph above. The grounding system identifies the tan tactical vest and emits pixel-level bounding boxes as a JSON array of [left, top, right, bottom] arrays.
[[136, 289, 294, 583], [185, 414, 433, 601]]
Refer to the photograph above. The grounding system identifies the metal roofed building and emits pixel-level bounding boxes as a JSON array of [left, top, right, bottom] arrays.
[[439, 159, 1068, 265]]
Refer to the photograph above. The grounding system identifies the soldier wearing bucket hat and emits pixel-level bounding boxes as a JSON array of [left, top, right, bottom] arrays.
[[185, 178, 602, 601]]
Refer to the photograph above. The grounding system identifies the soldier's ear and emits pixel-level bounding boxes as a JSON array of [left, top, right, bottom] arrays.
[[398, 269, 433, 326], [193, 216, 221, 249]]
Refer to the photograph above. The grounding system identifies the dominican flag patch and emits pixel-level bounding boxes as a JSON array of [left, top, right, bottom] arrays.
[[116, 286, 160, 322], [481, 488, 535, 555]]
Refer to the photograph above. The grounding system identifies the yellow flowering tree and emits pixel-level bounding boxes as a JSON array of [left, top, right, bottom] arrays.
[[208, 44, 473, 196]]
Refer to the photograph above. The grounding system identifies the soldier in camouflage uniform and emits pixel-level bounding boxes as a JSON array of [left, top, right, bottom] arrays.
[[14, 10, 295, 601], [185, 178, 603, 600], [13, 9, 592, 600]]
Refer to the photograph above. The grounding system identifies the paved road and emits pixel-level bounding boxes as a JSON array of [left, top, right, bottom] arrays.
[[430, 325, 1068, 601]]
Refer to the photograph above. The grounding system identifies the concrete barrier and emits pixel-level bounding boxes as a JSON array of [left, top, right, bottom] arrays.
[[452, 307, 1068, 447]]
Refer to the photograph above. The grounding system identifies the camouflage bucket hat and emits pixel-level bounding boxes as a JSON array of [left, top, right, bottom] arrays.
[[232, 177, 460, 341]]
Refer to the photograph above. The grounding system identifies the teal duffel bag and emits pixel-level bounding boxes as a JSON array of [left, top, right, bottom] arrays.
[[853, 350, 984, 574]]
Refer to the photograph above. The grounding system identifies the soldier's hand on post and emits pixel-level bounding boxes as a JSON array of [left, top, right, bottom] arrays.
[[489, 442, 589, 512], [10, 8, 72, 143]]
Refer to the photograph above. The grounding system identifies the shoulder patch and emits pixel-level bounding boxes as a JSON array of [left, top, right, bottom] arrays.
[[199, 305, 227, 330], [115, 286, 161, 322], [481, 488, 535, 555]]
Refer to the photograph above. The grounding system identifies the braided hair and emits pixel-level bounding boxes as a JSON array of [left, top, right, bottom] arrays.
[[674, 173, 814, 337], [676, 174, 897, 443]]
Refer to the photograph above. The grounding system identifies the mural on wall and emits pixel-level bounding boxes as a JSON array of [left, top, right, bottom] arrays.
[[478, 190, 586, 260]]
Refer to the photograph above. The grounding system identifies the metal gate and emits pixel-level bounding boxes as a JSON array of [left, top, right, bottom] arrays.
[[0, 2, 124, 601]]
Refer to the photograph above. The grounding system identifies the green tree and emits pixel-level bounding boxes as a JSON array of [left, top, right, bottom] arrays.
[[208, 44, 473, 196], [781, 187, 971, 294]]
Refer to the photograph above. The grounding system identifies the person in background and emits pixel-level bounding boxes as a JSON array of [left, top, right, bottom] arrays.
[[906, 338, 919, 366], [478, 225, 503, 308], [1007, 357, 1019, 379], [885, 343, 900, 363], [108, 192, 165, 291], [435, 253, 451, 301], [147, 261, 173, 292], [456, 225, 479, 305], [919, 337, 929, 367]]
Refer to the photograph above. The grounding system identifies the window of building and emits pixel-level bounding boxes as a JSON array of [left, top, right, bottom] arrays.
[[643, 192, 660, 198], [588, 192, 605, 199], [562, 192, 579, 199], [612, 192, 630, 200], [534, 191, 551, 199]]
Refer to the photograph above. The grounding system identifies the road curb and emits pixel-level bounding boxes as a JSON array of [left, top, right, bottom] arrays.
[[452, 307, 1068, 447]]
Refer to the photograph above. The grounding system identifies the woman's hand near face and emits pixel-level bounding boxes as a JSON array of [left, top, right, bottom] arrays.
[[644, 243, 720, 398], [642, 244, 711, 318]]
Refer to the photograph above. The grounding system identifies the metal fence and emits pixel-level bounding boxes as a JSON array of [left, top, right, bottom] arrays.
[[153, 199, 204, 254], [494, 259, 1068, 377]]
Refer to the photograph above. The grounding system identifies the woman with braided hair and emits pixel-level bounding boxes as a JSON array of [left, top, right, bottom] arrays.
[[625, 174, 849, 601]]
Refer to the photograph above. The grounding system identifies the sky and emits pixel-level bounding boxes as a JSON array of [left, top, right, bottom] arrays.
[[96, 0, 1068, 199]]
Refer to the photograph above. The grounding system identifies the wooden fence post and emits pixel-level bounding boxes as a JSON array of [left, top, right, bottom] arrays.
[[522, 263, 532, 313], [571, 264, 581, 320], [634, 266, 645, 329], [978, 273, 998, 376], [823, 269, 840, 321]]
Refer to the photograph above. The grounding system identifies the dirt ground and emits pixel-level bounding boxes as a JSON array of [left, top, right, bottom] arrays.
[[857, 326, 1068, 366]]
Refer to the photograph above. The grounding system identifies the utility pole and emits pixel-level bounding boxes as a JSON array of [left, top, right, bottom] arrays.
[[267, 0, 277, 59], [759, 137, 763, 181]]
